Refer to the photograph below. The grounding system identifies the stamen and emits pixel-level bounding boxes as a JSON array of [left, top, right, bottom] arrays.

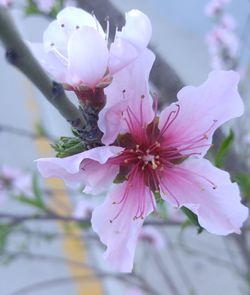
[[158, 104, 180, 139], [173, 166, 217, 190], [50, 47, 68, 65], [105, 16, 110, 44], [91, 11, 100, 33]]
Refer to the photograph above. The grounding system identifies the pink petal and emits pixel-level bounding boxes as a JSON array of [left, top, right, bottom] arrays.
[[68, 26, 109, 87], [28, 42, 68, 83], [109, 10, 152, 74], [109, 35, 139, 75], [36, 146, 123, 189], [139, 226, 164, 250], [57, 7, 105, 37], [91, 182, 153, 272], [117, 10, 152, 50], [99, 49, 155, 145], [160, 158, 248, 235], [98, 99, 128, 145], [159, 70, 244, 156]]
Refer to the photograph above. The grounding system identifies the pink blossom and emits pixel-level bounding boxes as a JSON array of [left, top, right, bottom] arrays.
[[0, 165, 32, 203], [138, 226, 164, 250], [221, 14, 237, 30], [28, 7, 152, 89], [36, 67, 248, 272], [0, 0, 12, 7], [34, 0, 56, 13], [204, 1, 223, 18]]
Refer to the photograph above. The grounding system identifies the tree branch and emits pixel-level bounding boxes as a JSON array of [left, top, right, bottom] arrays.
[[0, 5, 86, 130]]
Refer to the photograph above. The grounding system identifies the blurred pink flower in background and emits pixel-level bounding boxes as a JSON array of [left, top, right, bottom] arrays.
[[205, 0, 238, 70], [204, 0, 224, 18], [37, 67, 248, 272], [34, 0, 56, 13], [29, 7, 152, 89], [138, 226, 164, 251], [0, 165, 32, 204], [0, 0, 11, 7]]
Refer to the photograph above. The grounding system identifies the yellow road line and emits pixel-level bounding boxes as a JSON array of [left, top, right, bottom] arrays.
[[23, 80, 103, 295]]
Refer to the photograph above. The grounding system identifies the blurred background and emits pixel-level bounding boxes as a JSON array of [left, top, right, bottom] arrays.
[[0, 0, 250, 294]]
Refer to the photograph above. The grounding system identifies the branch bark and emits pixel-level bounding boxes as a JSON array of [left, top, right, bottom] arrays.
[[0, 5, 86, 130]]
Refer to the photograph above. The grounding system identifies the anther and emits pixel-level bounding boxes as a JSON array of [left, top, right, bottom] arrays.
[[124, 159, 128, 163], [109, 219, 113, 223], [141, 95, 145, 99], [75, 25, 80, 29], [50, 42, 55, 47], [61, 24, 65, 27], [152, 161, 158, 170]]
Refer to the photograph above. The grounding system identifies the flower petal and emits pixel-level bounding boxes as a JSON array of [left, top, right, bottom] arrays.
[[99, 49, 155, 145], [57, 7, 105, 37], [109, 35, 138, 75], [43, 20, 68, 55], [160, 158, 248, 235], [117, 10, 152, 50], [68, 26, 109, 87], [109, 10, 152, 74], [159, 70, 244, 156], [36, 146, 123, 189], [28, 42, 68, 83], [91, 182, 153, 272]]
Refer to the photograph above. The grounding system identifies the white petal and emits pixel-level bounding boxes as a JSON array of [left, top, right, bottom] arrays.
[[117, 9, 152, 50], [43, 20, 68, 56], [57, 7, 105, 37], [68, 26, 109, 87]]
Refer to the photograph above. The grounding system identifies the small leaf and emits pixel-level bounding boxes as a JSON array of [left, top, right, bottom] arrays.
[[32, 175, 42, 202], [0, 224, 11, 252], [215, 129, 234, 168], [51, 136, 86, 157], [235, 173, 250, 199], [181, 207, 203, 234], [15, 194, 46, 211], [34, 121, 48, 137]]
